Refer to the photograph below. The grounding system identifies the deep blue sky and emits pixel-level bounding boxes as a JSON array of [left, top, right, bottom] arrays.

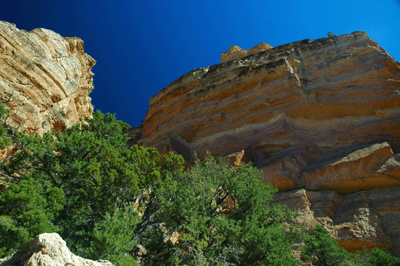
[[2, 1, 400, 127]]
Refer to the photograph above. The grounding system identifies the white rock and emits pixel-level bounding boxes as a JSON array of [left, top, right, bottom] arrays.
[[0, 233, 114, 266]]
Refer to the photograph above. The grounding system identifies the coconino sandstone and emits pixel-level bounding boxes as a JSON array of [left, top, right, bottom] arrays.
[[132, 31, 400, 256], [0, 21, 95, 136]]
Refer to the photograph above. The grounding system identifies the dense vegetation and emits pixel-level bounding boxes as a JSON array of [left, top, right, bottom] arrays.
[[0, 100, 399, 265]]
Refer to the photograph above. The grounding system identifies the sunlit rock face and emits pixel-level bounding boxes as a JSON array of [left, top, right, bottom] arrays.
[[220, 42, 273, 63], [272, 187, 400, 257], [140, 31, 400, 161], [138, 31, 400, 255], [0, 21, 95, 136]]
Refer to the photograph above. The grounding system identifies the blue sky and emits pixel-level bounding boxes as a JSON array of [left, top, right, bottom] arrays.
[[2, 1, 400, 127]]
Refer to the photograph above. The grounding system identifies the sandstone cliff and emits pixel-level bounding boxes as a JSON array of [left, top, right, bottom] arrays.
[[0, 21, 95, 136], [135, 32, 400, 256]]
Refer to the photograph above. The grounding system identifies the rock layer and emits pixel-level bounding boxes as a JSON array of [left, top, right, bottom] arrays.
[[139, 31, 400, 161], [137, 32, 400, 255], [0, 233, 114, 266], [272, 187, 400, 257], [220, 42, 273, 63], [0, 21, 95, 135]]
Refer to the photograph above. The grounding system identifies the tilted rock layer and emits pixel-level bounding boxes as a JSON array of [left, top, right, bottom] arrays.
[[137, 32, 400, 256], [0, 21, 95, 135]]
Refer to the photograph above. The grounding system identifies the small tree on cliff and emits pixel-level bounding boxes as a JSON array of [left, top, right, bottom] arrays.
[[0, 92, 28, 174]]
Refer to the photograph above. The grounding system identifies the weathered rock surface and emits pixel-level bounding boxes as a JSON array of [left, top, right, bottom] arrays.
[[0, 233, 114, 266], [139, 31, 400, 161], [220, 42, 273, 63], [272, 187, 400, 257], [0, 21, 95, 136], [137, 32, 400, 255]]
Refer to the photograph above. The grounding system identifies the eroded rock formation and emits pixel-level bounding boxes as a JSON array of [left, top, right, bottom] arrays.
[[139, 31, 400, 160], [220, 42, 273, 63], [136, 32, 400, 256], [0, 233, 114, 266], [0, 21, 95, 136]]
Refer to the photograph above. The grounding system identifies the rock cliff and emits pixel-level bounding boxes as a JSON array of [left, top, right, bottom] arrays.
[[0, 21, 95, 136], [136, 32, 400, 256], [0, 233, 114, 266]]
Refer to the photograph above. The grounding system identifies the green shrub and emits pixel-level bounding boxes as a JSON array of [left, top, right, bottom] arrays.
[[0, 109, 185, 263], [0, 101, 13, 149], [83, 203, 140, 265], [368, 247, 400, 266], [301, 225, 349, 266], [154, 154, 300, 265], [0, 177, 65, 257]]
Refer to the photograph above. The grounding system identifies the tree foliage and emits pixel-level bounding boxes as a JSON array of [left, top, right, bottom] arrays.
[[301, 226, 400, 266], [152, 154, 300, 266], [1, 100, 400, 265], [301, 225, 349, 265], [0, 109, 184, 263]]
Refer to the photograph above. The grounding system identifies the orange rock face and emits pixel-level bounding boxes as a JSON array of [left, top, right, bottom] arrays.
[[0, 21, 95, 135], [137, 31, 400, 256], [272, 187, 400, 255], [140, 31, 400, 161], [220, 42, 273, 63]]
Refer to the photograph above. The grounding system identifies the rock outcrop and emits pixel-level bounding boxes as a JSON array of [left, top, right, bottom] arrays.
[[139, 31, 400, 160], [137, 32, 400, 256], [271, 187, 400, 255], [0, 233, 114, 266], [0, 21, 95, 136], [220, 42, 273, 63]]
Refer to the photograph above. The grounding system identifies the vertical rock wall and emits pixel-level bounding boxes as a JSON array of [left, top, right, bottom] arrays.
[[0, 21, 95, 135]]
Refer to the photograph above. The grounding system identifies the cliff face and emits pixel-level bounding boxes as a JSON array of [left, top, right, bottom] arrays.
[[137, 32, 400, 256], [0, 21, 95, 135]]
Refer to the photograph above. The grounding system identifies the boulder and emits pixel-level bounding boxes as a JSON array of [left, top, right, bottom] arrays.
[[0, 233, 114, 266]]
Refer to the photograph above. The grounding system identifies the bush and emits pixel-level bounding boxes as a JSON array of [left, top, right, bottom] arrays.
[[0, 177, 65, 257], [0, 100, 13, 149], [0, 110, 185, 263], [153, 154, 300, 265], [368, 247, 400, 266], [2, 102, 398, 265], [301, 225, 349, 266], [83, 203, 140, 265]]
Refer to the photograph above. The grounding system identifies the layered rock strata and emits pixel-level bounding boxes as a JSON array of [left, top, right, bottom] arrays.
[[0, 21, 95, 136], [271, 186, 400, 256], [139, 31, 400, 161], [0, 233, 114, 266], [137, 32, 400, 255]]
